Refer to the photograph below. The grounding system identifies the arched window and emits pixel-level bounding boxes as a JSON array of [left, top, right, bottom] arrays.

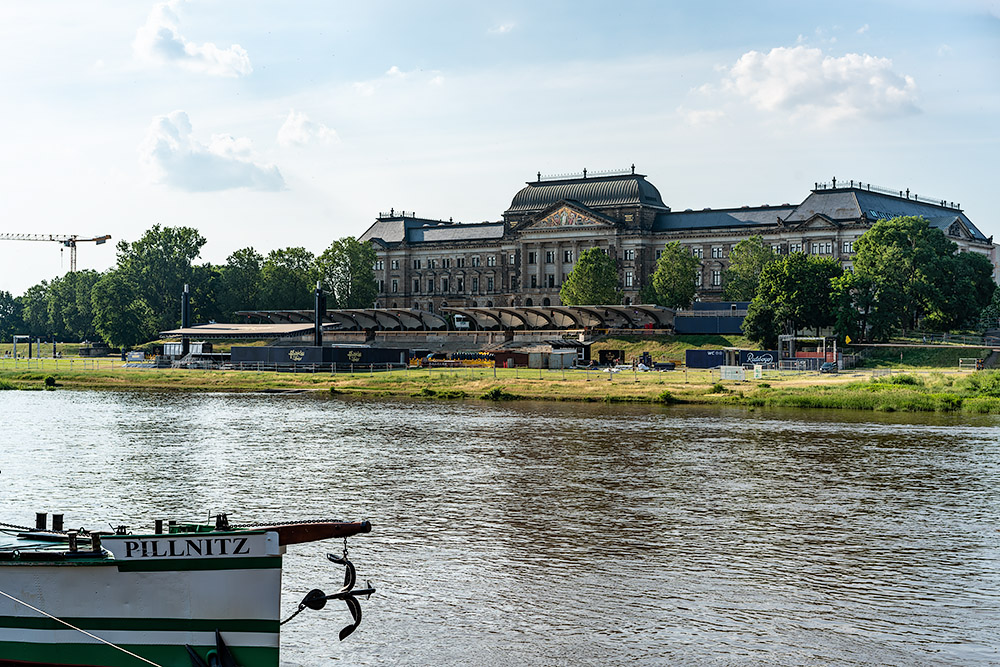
[[542, 297, 551, 306], [525, 298, 534, 306]]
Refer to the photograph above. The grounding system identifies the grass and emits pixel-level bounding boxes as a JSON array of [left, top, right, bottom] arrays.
[[854, 346, 992, 369], [4, 359, 1000, 413]]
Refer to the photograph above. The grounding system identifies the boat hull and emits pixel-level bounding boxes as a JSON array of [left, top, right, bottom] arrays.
[[0, 532, 282, 667]]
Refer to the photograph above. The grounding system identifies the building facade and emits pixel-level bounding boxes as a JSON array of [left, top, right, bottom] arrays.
[[359, 168, 996, 311]]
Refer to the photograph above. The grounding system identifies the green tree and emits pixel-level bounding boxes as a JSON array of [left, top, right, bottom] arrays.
[[644, 241, 700, 308], [742, 253, 843, 345], [91, 270, 156, 348], [315, 238, 378, 309], [113, 225, 207, 332], [19, 281, 50, 337], [722, 235, 777, 301], [559, 247, 621, 305], [46, 270, 101, 341], [260, 247, 316, 310], [849, 216, 994, 335], [189, 263, 226, 325], [219, 247, 264, 318], [0, 290, 24, 341]]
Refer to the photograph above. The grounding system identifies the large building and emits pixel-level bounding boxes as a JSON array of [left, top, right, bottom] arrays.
[[359, 168, 996, 311]]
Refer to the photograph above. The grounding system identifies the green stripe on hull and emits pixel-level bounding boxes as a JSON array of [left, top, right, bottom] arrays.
[[116, 556, 282, 572], [0, 641, 278, 667], [0, 615, 278, 634]]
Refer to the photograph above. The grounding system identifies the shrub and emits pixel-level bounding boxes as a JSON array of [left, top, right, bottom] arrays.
[[657, 389, 676, 404], [480, 386, 517, 401], [44, 376, 57, 387], [709, 383, 727, 394], [0, 379, 16, 391]]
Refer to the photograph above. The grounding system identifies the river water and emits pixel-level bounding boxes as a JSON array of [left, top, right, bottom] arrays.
[[2, 390, 999, 665]]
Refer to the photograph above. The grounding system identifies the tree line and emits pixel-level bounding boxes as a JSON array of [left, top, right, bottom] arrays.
[[559, 216, 997, 345], [0, 225, 376, 349]]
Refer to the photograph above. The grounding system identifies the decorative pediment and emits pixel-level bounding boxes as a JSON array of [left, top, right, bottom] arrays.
[[523, 202, 615, 231], [946, 219, 973, 239], [786, 213, 840, 231]]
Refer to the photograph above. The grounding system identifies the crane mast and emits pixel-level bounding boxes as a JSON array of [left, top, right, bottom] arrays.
[[0, 234, 112, 272]]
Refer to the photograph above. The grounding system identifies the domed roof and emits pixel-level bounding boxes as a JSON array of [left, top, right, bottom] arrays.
[[505, 173, 667, 215]]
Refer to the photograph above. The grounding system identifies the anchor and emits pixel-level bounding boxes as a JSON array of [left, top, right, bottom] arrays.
[[187, 629, 239, 667], [282, 541, 375, 640]]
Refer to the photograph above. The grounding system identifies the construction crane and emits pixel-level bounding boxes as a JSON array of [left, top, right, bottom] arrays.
[[0, 234, 112, 272]]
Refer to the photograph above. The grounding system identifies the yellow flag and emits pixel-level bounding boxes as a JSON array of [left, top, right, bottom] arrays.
[[845, 335, 852, 344]]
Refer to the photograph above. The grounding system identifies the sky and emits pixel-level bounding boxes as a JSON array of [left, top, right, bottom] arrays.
[[1, 0, 998, 297]]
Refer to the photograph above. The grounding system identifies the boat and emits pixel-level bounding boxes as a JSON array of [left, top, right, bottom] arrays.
[[0, 512, 375, 667]]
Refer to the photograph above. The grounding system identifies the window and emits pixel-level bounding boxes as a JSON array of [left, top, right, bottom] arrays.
[[691, 247, 704, 259], [510, 277, 518, 290], [456, 257, 465, 268], [430, 259, 437, 269], [442, 278, 449, 292], [509, 253, 515, 265], [375, 260, 384, 270], [624, 249, 635, 261], [564, 249, 574, 263], [487, 255, 497, 267], [695, 272, 703, 287], [545, 250, 555, 263], [712, 246, 724, 259], [842, 240, 854, 254], [443, 258, 451, 268], [711, 270, 722, 286], [413, 279, 420, 293], [811, 242, 833, 255], [471, 256, 481, 267], [528, 251, 537, 264], [428, 279, 435, 292], [471, 277, 479, 292], [391, 259, 399, 270], [530, 275, 537, 288], [771, 244, 781, 254], [378, 279, 384, 292], [487, 276, 495, 291], [625, 271, 634, 288], [391, 279, 398, 293], [789, 243, 802, 253], [412, 259, 421, 269], [546, 274, 555, 288], [655, 249, 663, 259], [457, 278, 464, 292]]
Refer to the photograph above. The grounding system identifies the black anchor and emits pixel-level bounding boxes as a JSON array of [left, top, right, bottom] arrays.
[[289, 550, 376, 640]]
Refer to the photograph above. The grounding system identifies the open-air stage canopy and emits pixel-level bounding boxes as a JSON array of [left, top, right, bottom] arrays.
[[235, 304, 674, 332]]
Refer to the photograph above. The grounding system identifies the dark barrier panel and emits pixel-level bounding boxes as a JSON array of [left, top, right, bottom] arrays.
[[231, 346, 409, 366], [739, 350, 778, 366], [674, 316, 745, 334], [685, 349, 725, 368]]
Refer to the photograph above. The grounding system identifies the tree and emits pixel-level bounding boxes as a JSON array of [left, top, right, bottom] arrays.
[[19, 281, 50, 337], [91, 270, 156, 348], [113, 225, 207, 332], [259, 247, 316, 310], [46, 270, 101, 341], [315, 238, 378, 309], [643, 241, 700, 308], [559, 247, 621, 305], [849, 216, 995, 336], [742, 252, 842, 345], [722, 236, 777, 301], [219, 247, 264, 318], [0, 290, 24, 341]]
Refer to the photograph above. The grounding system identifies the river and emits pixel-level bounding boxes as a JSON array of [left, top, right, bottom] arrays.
[[2, 390, 999, 665]]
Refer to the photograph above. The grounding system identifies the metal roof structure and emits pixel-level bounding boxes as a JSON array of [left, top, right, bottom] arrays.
[[505, 171, 668, 216], [159, 323, 322, 339], [239, 308, 448, 331], [442, 304, 674, 330]]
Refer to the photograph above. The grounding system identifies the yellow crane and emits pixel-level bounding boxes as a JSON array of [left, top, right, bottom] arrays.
[[0, 234, 112, 272]]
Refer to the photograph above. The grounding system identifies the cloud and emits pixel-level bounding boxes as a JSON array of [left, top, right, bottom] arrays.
[[720, 45, 919, 125], [277, 110, 339, 147], [489, 22, 515, 35], [857, 24, 870, 34], [678, 106, 725, 126], [140, 111, 284, 191], [351, 67, 446, 97], [133, 1, 252, 77]]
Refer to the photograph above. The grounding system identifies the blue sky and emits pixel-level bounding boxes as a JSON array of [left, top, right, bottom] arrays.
[[2, 0, 998, 296]]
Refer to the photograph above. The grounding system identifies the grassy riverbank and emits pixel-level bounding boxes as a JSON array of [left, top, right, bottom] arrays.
[[3, 361, 1000, 414]]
